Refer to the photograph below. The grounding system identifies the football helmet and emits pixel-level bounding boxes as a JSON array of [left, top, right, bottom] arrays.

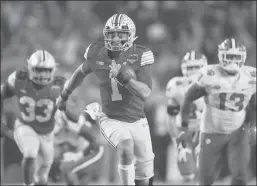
[[218, 38, 247, 73], [103, 14, 138, 52], [27, 50, 56, 85], [181, 50, 208, 77]]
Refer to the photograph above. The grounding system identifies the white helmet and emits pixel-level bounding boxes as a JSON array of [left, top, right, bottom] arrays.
[[218, 38, 247, 74], [103, 14, 138, 52], [27, 50, 56, 85], [181, 50, 208, 77]]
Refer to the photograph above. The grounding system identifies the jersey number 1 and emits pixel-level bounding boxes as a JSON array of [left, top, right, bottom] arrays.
[[111, 78, 122, 101]]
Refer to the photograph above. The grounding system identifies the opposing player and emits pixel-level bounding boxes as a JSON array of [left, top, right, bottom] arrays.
[[1, 50, 66, 185], [52, 104, 104, 185], [166, 51, 207, 182], [177, 38, 256, 185], [56, 14, 155, 185]]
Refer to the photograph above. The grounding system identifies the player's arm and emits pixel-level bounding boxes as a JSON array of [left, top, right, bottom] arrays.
[[1, 72, 16, 139], [125, 50, 154, 101], [180, 82, 207, 130], [166, 79, 180, 116], [245, 93, 256, 126]]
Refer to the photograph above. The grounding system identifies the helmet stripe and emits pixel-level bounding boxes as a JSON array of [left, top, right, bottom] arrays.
[[231, 38, 236, 49], [40, 50, 44, 62], [114, 14, 120, 26], [43, 50, 47, 62], [117, 14, 123, 26], [191, 51, 195, 60], [112, 14, 117, 26]]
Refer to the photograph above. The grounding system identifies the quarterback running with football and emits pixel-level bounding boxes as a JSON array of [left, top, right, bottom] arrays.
[[56, 14, 155, 186], [177, 38, 256, 185], [166, 51, 207, 182], [1, 50, 66, 185]]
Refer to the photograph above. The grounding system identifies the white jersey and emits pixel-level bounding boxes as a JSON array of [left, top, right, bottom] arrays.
[[196, 64, 256, 133], [166, 76, 205, 131]]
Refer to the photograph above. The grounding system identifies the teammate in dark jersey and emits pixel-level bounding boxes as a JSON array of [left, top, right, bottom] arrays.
[[56, 14, 155, 185], [1, 50, 65, 185]]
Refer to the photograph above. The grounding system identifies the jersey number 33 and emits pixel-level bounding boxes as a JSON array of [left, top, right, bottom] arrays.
[[19, 96, 54, 122]]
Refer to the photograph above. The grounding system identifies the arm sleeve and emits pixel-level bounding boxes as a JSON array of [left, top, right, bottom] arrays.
[[137, 50, 155, 89]]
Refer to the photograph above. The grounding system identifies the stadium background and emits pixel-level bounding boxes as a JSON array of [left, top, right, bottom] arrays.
[[1, 1, 256, 184]]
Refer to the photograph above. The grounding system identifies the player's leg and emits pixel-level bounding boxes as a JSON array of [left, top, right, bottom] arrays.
[[13, 120, 40, 185], [99, 117, 135, 185], [128, 118, 155, 186], [227, 126, 251, 185], [198, 132, 227, 185], [62, 145, 104, 185], [34, 132, 54, 185]]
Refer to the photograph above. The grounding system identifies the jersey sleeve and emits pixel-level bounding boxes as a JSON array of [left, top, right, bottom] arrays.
[[2, 71, 17, 98], [140, 49, 154, 67], [194, 66, 213, 87], [136, 49, 154, 89], [7, 71, 16, 91], [81, 44, 93, 74]]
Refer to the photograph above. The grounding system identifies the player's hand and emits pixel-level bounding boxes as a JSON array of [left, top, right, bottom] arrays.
[[109, 63, 135, 86], [84, 102, 106, 121], [56, 96, 67, 111], [177, 143, 192, 163], [176, 129, 190, 148], [1, 123, 14, 140]]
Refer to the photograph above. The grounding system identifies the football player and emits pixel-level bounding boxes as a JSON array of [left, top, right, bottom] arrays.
[[56, 14, 155, 186], [166, 51, 207, 182], [1, 50, 66, 185], [52, 104, 104, 185], [177, 38, 256, 185]]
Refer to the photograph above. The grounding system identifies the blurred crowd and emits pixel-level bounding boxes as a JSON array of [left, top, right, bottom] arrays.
[[1, 1, 256, 184]]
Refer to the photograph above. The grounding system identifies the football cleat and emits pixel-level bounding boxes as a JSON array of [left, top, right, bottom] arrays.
[[103, 14, 138, 52], [218, 38, 247, 74], [181, 50, 208, 77], [27, 50, 56, 85]]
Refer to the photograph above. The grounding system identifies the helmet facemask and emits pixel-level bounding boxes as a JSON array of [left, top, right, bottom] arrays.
[[103, 14, 137, 52], [27, 50, 56, 85], [181, 59, 207, 77], [218, 50, 246, 74], [28, 66, 56, 85]]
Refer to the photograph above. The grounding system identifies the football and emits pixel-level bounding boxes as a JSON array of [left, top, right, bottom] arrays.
[[123, 64, 137, 80]]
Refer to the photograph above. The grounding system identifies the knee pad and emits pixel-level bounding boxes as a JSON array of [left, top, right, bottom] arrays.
[[135, 159, 154, 180]]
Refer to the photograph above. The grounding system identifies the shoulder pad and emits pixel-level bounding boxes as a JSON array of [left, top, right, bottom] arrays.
[[53, 76, 66, 87], [84, 43, 105, 60], [16, 68, 29, 80]]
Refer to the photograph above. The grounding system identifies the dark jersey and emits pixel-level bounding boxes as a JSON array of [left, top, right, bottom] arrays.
[[82, 43, 154, 123], [5, 68, 66, 134]]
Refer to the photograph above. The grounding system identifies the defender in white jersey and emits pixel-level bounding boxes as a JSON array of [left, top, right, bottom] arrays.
[[166, 50, 207, 181], [177, 38, 256, 185]]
